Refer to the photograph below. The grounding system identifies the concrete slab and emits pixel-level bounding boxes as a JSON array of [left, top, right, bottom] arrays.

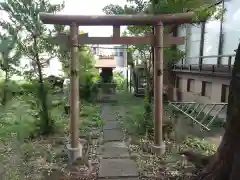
[[103, 129, 124, 142], [101, 112, 116, 121], [101, 106, 116, 121], [98, 158, 138, 178], [103, 121, 120, 130], [97, 99, 117, 103], [99, 142, 129, 158]]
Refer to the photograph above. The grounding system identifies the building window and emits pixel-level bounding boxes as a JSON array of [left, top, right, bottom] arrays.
[[201, 81, 212, 97], [175, 76, 180, 88], [93, 47, 97, 54], [221, 84, 229, 102], [119, 52, 124, 57], [187, 79, 194, 92]]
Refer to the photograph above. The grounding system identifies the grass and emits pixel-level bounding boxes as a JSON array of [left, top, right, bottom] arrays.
[[114, 92, 219, 179], [0, 92, 101, 180]]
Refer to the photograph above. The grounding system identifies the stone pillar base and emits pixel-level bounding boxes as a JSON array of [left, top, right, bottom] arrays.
[[151, 142, 166, 156], [66, 143, 83, 163]]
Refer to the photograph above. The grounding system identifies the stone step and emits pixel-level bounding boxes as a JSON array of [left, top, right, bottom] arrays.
[[98, 158, 139, 178], [97, 99, 117, 103], [100, 108, 116, 121], [103, 129, 124, 142], [99, 142, 129, 159], [101, 114, 116, 121], [103, 121, 120, 130], [97, 94, 117, 103]]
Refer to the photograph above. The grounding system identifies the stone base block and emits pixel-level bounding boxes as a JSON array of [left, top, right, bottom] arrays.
[[66, 143, 83, 163], [151, 142, 166, 156]]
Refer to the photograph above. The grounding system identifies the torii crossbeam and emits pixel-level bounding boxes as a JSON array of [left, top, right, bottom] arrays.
[[39, 12, 194, 160]]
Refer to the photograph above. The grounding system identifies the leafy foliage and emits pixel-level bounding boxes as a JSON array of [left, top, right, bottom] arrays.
[[0, 89, 101, 179], [55, 29, 99, 100], [102, 0, 223, 66], [0, 0, 65, 135], [0, 34, 21, 105]]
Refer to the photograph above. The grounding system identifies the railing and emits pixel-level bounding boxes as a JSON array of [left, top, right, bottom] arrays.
[[169, 101, 227, 131], [172, 54, 235, 75]]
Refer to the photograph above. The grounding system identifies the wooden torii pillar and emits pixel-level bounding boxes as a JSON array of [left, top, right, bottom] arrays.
[[39, 12, 194, 159]]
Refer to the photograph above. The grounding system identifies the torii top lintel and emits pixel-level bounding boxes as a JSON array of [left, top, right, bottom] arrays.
[[39, 12, 194, 26]]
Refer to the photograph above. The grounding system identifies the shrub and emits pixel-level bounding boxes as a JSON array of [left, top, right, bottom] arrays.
[[79, 72, 99, 101], [113, 72, 126, 91]]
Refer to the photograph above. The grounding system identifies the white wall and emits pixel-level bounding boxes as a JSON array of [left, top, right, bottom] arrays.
[[176, 0, 239, 65], [187, 24, 201, 64], [177, 25, 186, 64], [43, 58, 63, 77], [222, 0, 240, 64], [177, 24, 201, 64], [113, 45, 127, 68], [203, 20, 221, 64]]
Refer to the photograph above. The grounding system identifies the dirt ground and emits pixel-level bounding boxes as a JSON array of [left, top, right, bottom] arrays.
[[115, 92, 224, 147], [174, 116, 223, 147]]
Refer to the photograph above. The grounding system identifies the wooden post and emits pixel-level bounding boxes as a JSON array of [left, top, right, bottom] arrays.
[[70, 23, 79, 149], [153, 21, 165, 155]]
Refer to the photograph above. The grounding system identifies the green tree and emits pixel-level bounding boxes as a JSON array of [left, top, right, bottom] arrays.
[[56, 30, 98, 100], [0, 0, 64, 135], [0, 34, 21, 105], [103, 0, 222, 68]]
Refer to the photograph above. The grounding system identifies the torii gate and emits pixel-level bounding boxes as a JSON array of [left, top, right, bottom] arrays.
[[39, 12, 194, 160]]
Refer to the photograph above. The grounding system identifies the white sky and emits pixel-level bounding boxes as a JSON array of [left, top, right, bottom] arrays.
[[58, 0, 127, 37], [4, 0, 128, 78]]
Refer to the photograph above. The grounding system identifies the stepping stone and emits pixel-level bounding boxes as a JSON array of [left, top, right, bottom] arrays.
[[100, 107, 116, 121], [103, 129, 124, 142], [100, 142, 129, 158], [103, 121, 120, 130], [98, 158, 138, 178], [101, 104, 112, 112], [102, 113, 116, 121], [97, 99, 117, 103]]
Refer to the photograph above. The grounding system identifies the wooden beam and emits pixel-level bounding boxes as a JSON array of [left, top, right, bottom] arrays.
[[54, 33, 184, 47], [113, 26, 120, 37], [39, 12, 194, 26]]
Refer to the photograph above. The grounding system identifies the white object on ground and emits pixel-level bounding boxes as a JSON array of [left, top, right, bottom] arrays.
[[63, 78, 70, 106]]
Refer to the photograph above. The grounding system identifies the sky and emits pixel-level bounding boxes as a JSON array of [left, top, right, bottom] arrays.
[[44, 0, 128, 76], [58, 0, 127, 37], [2, 0, 129, 78]]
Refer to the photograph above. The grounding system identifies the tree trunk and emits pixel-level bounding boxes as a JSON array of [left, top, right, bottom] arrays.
[[193, 43, 240, 180], [34, 37, 53, 135], [2, 70, 9, 105]]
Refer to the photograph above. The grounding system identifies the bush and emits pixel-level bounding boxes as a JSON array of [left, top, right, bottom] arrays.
[[20, 80, 51, 94], [79, 72, 100, 101], [113, 72, 126, 91], [0, 79, 52, 97]]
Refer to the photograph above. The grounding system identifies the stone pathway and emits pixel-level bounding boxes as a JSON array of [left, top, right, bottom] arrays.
[[98, 103, 139, 179]]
